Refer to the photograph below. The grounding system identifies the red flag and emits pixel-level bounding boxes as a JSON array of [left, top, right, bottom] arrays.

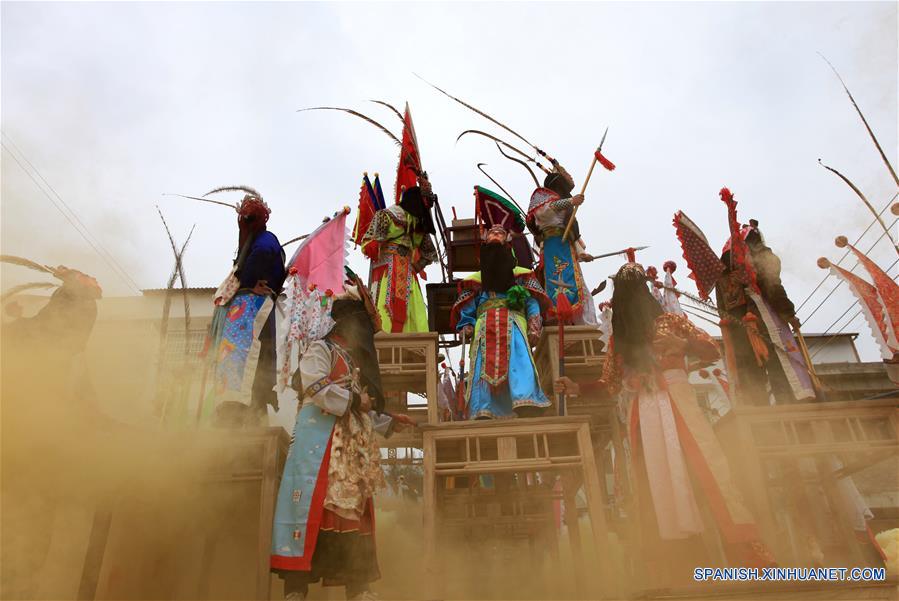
[[594, 149, 616, 171], [395, 103, 422, 203], [352, 174, 377, 247]]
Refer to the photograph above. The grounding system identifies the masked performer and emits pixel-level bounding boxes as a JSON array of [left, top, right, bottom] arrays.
[[451, 225, 552, 419], [555, 260, 775, 575], [1, 259, 102, 599], [271, 278, 413, 601], [527, 161, 598, 326], [361, 175, 438, 333], [206, 188, 286, 421], [716, 218, 812, 405]]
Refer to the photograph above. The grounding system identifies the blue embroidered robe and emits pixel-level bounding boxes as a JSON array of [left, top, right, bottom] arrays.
[[452, 268, 552, 419], [271, 340, 392, 572]]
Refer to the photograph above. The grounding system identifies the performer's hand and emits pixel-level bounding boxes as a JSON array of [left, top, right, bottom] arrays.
[[252, 279, 274, 296], [571, 193, 585, 207], [461, 325, 474, 338], [391, 413, 416, 431], [578, 253, 595, 262], [4, 300, 23, 318], [359, 390, 372, 413], [419, 177, 433, 198], [554, 376, 580, 397]]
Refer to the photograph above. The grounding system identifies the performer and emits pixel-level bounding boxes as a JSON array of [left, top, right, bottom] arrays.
[[555, 260, 775, 575], [716, 218, 809, 405], [451, 225, 552, 419], [361, 174, 438, 333], [207, 189, 286, 421], [673, 190, 815, 406], [526, 161, 598, 326], [271, 278, 413, 601]]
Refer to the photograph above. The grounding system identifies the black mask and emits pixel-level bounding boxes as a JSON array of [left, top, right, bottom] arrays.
[[329, 299, 385, 412], [610, 275, 663, 373], [480, 243, 517, 293], [399, 186, 436, 235]]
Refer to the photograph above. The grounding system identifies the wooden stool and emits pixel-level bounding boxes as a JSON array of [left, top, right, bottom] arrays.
[[420, 416, 617, 600], [375, 331, 439, 424]]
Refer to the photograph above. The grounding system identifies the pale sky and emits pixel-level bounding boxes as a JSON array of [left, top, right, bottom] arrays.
[[2, 1, 896, 360]]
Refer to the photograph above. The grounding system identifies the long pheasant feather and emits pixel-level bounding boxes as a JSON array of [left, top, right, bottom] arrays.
[[369, 100, 404, 123], [0, 254, 54, 274], [1, 282, 57, 303], [203, 185, 261, 199], [818, 159, 898, 255], [298, 106, 401, 146], [163, 193, 237, 210], [819, 53, 899, 186], [415, 73, 545, 155]]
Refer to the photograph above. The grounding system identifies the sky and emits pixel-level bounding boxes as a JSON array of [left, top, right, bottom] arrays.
[[1, 1, 897, 360]]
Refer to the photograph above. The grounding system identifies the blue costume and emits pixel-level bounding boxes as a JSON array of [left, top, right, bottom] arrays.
[[452, 267, 552, 418], [208, 229, 286, 415], [527, 187, 598, 326]]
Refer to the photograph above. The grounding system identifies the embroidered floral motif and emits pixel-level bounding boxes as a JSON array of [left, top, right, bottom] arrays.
[[324, 411, 386, 521]]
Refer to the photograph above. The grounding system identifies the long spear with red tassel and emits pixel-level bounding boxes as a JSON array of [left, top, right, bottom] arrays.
[[554, 293, 575, 416], [562, 129, 615, 240]]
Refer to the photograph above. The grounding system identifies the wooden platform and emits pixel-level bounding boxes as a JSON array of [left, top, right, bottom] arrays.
[[80, 427, 289, 601], [716, 399, 899, 568]]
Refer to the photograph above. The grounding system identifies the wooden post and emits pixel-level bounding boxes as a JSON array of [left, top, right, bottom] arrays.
[[422, 433, 439, 601], [577, 421, 616, 599], [77, 505, 114, 601], [562, 152, 599, 241], [256, 433, 278, 600], [561, 472, 587, 598]]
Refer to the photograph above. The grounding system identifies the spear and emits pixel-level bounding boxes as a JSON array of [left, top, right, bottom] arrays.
[[553, 293, 575, 416], [585, 245, 650, 262], [562, 128, 614, 241], [456, 330, 468, 419]]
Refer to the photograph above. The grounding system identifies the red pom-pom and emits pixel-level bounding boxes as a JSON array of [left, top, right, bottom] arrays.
[[698, 369, 710, 379], [325, 289, 333, 297], [712, 368, 723, 377], [719, 187, 733, 203], [817, 257, 831, 269], [834, 235, 849, 248], [892, 203, 899, 216], [288, 266, 298, 276], [663, 260, 677, 273]]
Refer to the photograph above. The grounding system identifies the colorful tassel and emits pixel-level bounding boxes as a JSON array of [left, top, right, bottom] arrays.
[[595, 150, 616, 171]]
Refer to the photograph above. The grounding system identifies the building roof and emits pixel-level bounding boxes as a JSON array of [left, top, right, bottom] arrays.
[[141, 287, 217, 295]]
